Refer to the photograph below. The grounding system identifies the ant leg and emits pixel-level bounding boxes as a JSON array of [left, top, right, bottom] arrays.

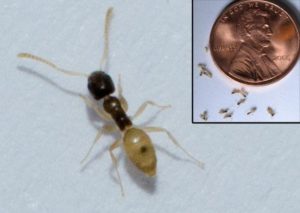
[[118, 74, 128, 112], [143, 126, 205, 169], [109, 139, 125, 196], [80, 124, 116, 164], [131, 101, 171, 121], [78, 94, 111, 121]]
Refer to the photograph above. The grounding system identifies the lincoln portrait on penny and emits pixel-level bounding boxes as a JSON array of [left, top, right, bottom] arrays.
[[229, 9, 280, 82]]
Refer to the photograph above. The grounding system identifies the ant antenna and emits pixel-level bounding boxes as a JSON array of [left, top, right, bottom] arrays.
[[17, 53, 89, 78], [100, 7, 113, 71], [18, 7, 113, 77]]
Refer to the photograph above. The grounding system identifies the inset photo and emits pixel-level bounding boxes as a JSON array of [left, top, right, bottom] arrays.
[[193, 0, 300, 123]]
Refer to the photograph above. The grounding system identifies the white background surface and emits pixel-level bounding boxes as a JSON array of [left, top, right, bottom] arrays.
[[1, 0, 300, 213], [193, 0, 300, 122]]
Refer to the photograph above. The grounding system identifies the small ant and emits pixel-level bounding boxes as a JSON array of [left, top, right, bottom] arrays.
[[267, 107, 276, 117], [18, 7, 204, 196], [237, 98, 246, 106], [247, 107, 257, 115], [200, 110, 208, 121], [223, 111, 233, 119], [198, 63, 212, 78], [219, 108, 229, 114], [231, 87, 248, 97]]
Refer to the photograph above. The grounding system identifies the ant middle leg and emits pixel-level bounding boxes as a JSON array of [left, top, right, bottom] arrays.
[[80, 124, 117, 164], [109, 139, 125, 196], [131, 101, 171, 121], [142, 126, 205, 169]]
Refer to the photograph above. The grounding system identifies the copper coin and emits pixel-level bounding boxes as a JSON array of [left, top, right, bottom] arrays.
[[210, 0, 300, 85]]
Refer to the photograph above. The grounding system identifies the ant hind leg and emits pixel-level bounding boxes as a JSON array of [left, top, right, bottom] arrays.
[[143, 126, 205, 169], [80, 124, 117, 164]]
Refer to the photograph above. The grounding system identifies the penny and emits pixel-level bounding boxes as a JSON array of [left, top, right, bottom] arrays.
[[210, 0, 300, 85]]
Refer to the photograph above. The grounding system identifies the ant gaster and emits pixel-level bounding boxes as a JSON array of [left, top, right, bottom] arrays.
[[18, 7, 204, 196]]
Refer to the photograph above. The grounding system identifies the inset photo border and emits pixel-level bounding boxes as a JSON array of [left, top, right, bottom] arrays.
[[192, 0, 300, 123]]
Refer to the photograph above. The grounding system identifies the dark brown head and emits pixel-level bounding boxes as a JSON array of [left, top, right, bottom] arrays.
[[87, 71, 115, 100]]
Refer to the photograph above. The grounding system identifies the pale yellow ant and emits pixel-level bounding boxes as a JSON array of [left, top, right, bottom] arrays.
[[231, 87, 248, 97], [267, 107, 276, 117], [219, 108, 229, 114], [200, 110, 208, 121], [198, 63, 212, 78], [247, 107, 257, 115], [223, 111, 233, 119], [237, 98, 246, 106], [17, 7, 204, 196]]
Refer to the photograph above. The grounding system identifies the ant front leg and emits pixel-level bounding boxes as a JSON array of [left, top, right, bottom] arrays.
[[131, 101, 171, 121], [143, 126, 205, 169], [118, 74, 128, 112], [79, 94, 112, 121]]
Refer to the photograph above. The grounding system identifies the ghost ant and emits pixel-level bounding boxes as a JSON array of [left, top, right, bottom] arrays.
[[231, 87, 248, 97], [267, 107, 276, 117], [237, 98, 246, 106], [219, 108, 229, 114], [200, 110, 208, 121], [17, 7, 204, 196], [198, 63, 212, 78], [223, 111, 233, 119], [247, 107, 257, 115]]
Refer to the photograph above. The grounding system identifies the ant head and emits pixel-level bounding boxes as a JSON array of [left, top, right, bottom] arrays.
[[88, 71, 115, 100]]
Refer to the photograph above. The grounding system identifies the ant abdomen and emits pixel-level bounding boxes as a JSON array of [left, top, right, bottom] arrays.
[[88, 71, 115, 100], [123, 128, 157, 176]]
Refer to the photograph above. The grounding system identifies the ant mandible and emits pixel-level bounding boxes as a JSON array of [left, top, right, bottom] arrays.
[[18, 7, 204, 196]]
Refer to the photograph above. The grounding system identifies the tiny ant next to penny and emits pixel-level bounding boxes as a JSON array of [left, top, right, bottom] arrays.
[[219, 108, 229, 114], [198, 63, 212, 78], [231, 87, 248, 97], [18, 7, 204, 196], [267, 106, 276, 117], [200, 110, 208, 121], [223, 111, 233, 119], [247, 107, 257, 115], [237, 98, 246, 106]]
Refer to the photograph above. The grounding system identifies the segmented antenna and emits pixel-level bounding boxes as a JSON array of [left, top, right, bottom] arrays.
[[17, 8, 114, 77], [100, 7, 114, 71], [17, 53, 89, 77]]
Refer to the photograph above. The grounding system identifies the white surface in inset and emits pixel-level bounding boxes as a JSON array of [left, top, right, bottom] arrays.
[[193, 0, 300, 122], [0, 1, 300, 213]]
